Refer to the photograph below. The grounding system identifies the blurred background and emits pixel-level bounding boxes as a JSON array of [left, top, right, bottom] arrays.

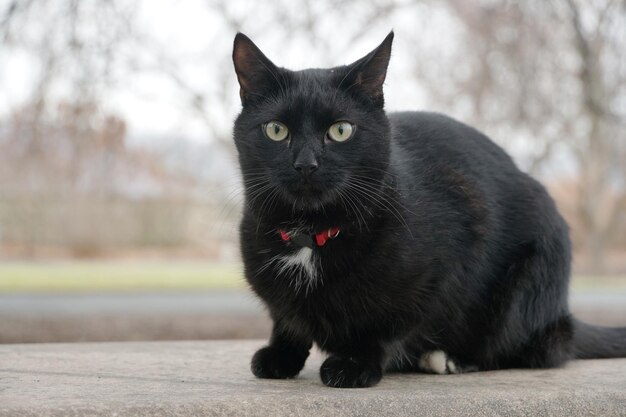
[[0, 0, 624, 343]]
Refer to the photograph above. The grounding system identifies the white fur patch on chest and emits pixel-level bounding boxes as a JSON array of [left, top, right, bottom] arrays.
[[277, 247, 316, 277], [262, 247, 320, 294]]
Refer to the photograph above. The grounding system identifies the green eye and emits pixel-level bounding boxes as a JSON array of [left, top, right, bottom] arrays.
[[264, 121, 289, 141], [327, 121, 355, 142]]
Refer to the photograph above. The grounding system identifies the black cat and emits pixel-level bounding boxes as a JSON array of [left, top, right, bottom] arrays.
[[231, 31, 626, 388]]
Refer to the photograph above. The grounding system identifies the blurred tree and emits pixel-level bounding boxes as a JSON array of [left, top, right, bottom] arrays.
[[0, 1, 214, 255]]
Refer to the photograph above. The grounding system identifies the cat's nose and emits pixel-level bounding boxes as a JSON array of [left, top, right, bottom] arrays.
[[293, 147, 319, 179], [293, 160, 319, 178]]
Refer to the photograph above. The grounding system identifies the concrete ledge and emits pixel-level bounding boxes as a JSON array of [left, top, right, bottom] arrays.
[[1, 340, 625, 416]]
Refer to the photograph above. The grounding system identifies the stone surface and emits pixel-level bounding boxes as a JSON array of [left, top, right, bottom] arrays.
[[1, 340, 625, 416]]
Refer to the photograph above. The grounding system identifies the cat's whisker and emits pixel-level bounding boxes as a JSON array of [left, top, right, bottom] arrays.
[[336, 188, 361, 232], [341, 187, 369, 233], [253, 187, 281, 235], [246, 185, 276, 215], [344, 179, 414, 238], [347, 177, 419, 216]]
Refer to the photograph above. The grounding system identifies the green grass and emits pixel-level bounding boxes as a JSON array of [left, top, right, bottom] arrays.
[[0, 261, 246, 292], [570, 275, 626, 290], [0, 261, 624, 293]]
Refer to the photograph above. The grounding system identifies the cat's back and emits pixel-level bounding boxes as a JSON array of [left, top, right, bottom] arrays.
[[388, 111, 516, 174], [387, 111, 566, 243], [387, 110, 532, 210]]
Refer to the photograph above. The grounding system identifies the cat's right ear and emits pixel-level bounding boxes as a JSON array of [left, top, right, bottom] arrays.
[[233, 33, 281, 105], [340, 31, 394, 108]]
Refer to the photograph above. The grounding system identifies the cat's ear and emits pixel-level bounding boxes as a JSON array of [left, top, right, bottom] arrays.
[[342, 31, 394, 108], [233, 33, 281, 105]]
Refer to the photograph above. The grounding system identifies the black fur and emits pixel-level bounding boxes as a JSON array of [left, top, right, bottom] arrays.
[[231, 32, 626, 388]]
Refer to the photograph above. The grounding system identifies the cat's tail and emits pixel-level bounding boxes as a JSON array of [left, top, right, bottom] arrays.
[[572, 318, 626, 359]]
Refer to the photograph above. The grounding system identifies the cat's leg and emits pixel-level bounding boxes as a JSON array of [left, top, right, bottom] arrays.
[[417, 350, 478, 374], [384, 337, 477, 374], [385, 341, 474, 374], [418, 350, 457, 374], [251, 321, 312, 379], [483, 238, 573, 370], [515, 315, 574, 369], [319, 344, 384, 388]]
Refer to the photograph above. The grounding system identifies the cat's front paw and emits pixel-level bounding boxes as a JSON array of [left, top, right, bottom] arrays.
[[320, 355, 382, 388], [251, 346, 308, 379]]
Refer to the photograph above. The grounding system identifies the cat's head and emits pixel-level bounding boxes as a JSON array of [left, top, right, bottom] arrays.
[[232, 32, 394, 221]]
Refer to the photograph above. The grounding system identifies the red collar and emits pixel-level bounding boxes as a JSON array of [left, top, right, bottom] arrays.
[[279, 227, 341, 247]]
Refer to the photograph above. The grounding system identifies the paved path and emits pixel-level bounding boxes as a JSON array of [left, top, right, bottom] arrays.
[[0, 290, 263, 315], [1, 340, 625, 416], [0, 290, 624, 343], [1, 289, 625, 315]]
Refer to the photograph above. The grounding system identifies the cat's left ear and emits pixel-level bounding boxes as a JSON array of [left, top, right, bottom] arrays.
[[341, 31, 394, 108], [232, 33, 281, 105]]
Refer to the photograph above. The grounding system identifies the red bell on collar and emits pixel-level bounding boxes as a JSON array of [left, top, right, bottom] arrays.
[[314, 227, 341, 246], [279, 230, 291, 242], [279, 227, 341, 247]]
